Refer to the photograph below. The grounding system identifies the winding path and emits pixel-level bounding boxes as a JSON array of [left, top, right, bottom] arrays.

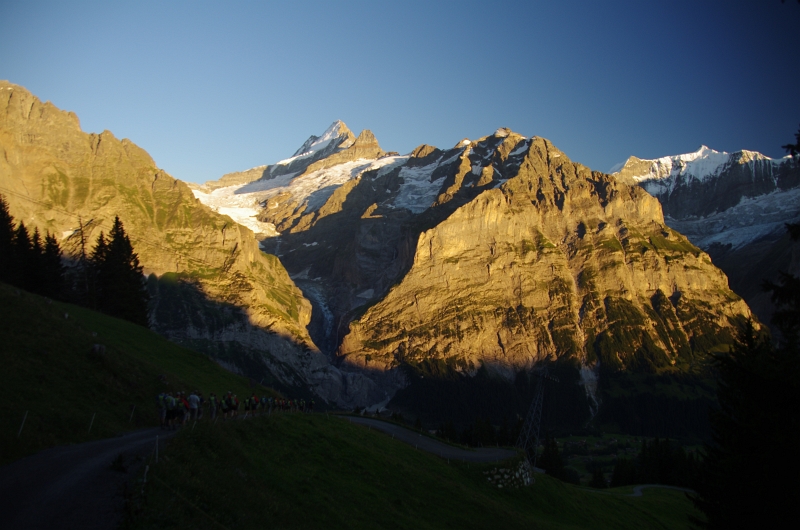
[[0, 415, 687, 529], [343, 416, 518, 462], [0, 427, 174, 530], [580, 484, 695, 497]]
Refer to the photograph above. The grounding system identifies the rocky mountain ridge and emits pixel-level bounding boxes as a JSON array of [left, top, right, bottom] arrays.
[[0, 81, 381, 405], [612, 146, 800, 330], [202, 122, 755, 422], [2, 82, 767, 428]]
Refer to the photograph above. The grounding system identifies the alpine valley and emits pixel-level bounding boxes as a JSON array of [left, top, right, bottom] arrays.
[[4, 81, 796, 437]]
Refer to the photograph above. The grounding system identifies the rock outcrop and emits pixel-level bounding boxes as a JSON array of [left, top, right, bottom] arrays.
[[613, 146, 800, 331], [337, 138, 751, 387], [205, 125, 754, 423], [0, 81, 380, 404]]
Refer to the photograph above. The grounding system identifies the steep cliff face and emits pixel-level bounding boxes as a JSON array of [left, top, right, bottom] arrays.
[[0, 81, 380, 404], [200, 123, 754, 427], [613, 146, 800, 330], [337, 138, 751, 388], [614, 146, 798, 219]]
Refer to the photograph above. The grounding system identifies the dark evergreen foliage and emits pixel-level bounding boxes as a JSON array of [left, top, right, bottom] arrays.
[[0, 196, 65, 299], [539, 435, 565, 479], [690, 225, 800, 528], [41, 232, 64, 298], [389, 359, 592, 436], [0, 195, 13, 280], [596, 371, 715, 439], [609, 457, 636, 488], [763, 223, 800, 341], [608, 438, 698, 489], [782, 124, 800, 158], [0, 202, 148, 327], [11, 221, 32, 289], [89, 216, 149, 327], [588, 468, 607, 489]]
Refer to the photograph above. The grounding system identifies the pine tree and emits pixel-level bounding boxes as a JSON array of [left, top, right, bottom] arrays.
[[610, 457, 635, 488], [690, 219, 800, 530], [589, 467, 607, 489], [26, 228, 44, 294], [0, 194, 14, 283], [41, 232, 64, 298], [91, 217, 149, 326], [539, 435, 565, 479], [11, 221, 32, 289]]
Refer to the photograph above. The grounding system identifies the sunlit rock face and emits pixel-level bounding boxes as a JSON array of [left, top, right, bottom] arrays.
[[613, 147, 800, 332], [0, 81, 383, 405], [336, 137, 751, 391], [203, 122, 754, 413], [5, 75, 757, 416]]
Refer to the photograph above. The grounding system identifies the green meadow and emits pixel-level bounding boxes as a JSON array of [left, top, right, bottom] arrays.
[[0, 282, 701, 528]]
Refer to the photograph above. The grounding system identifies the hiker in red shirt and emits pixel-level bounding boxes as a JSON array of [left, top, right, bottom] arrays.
[[179, 392, 190, 425]]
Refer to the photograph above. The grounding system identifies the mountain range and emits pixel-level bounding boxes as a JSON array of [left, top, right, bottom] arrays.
[[4, 80, 796, 435], [612, 146, 800, 331]]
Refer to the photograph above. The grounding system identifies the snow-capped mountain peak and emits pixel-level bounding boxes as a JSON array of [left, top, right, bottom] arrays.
[[612, 145, 799, 252], [290, 120, 353, 160]]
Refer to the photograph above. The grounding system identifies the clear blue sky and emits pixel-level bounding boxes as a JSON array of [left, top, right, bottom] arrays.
[[2, 0, 799, 183]]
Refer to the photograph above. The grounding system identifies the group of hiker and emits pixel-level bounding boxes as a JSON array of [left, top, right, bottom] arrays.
[[157, 391, 314, 430]]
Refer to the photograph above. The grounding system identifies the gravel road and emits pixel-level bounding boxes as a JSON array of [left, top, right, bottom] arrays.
[[0, 427, 174, 530], [343, 416, 518, 462], [0, 415, 515, 529]]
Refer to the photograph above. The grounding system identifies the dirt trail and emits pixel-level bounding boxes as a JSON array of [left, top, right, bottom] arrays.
[[580, 484, 695, 497], [343, 416, 517, 462], [0, 415, 514, 529], [0, 427, 174, 530]]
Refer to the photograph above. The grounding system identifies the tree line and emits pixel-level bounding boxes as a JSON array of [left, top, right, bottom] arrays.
[[0, 194, 149, 327]]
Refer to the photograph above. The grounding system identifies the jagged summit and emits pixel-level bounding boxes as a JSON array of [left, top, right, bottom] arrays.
[[610, 143, 800, 337], [288, 120, 356, 161], [1, 82, 764, 425], [612, 145, 784, 185]]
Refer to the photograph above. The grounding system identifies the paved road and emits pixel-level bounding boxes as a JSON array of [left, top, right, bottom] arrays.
[[343, 416, 517, 463], [0, 427, 175, 530], [630, 484, 695, 497], [580, 484, 695, 497]]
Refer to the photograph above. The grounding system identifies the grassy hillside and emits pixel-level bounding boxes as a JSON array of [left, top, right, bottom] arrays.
[[0, 282, 277, 465], [0, 282, 701, 527], [127, 413, 701, 529]]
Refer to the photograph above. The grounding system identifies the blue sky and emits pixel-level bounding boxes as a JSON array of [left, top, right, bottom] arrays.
[[2, 0, 799, 183]]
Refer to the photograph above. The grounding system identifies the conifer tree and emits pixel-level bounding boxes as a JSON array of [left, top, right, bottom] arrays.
[[690, 224, 800, 528], [26, 228, 44, 293], [589, 467, 607, 489], [0, 194, 14, 282], [91, 216, 149, 326], [11, 221, 32, 289], [610, 457, 636, 487], [691, 133, 800, 527], [539, 435, 565, 479], [41, 231, 64, 298]]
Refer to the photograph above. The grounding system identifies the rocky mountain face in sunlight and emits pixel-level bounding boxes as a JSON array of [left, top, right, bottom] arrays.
[[613, 147, 800, 331], [201, 122, 755, 420], [0, 81, 383, 405], [3, 80, 772, 424]]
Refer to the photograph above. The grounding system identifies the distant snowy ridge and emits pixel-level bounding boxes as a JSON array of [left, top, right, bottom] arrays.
[[615, 146, 787, 197], [281, 120, 355, 165], [194, 122, 530, 234], [612, 145, 799, 250]]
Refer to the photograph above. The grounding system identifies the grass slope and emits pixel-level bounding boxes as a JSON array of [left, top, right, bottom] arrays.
[[0, 282, 274, 466], [128, 414, 700, 530], [0, 282, 701, 528]]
